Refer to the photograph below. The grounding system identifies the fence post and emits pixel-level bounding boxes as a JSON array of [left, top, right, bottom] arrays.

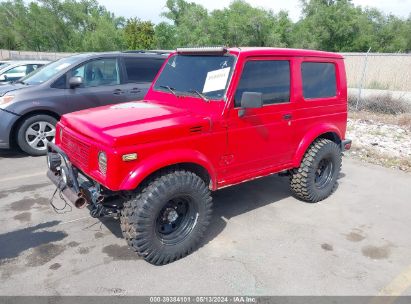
[[356, 47, 371, 110]]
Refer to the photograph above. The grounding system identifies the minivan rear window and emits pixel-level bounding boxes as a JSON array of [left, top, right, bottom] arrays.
[[302, 62, 336, 99], [124, 58, 164, 83]]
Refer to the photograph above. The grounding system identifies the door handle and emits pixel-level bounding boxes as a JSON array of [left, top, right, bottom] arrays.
[[113, 89, 124, 95], [283, 113, 292, 120], [130, 88, 142, 94]]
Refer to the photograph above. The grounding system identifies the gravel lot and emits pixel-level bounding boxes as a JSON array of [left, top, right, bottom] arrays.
[[347, 117, 411, 172], [0, 150, 410, 296]]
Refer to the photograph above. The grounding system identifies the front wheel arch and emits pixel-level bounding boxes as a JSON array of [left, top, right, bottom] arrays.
[[14, 112, 59, 155], [10, 110, 60, 149], [120, 150, 217, 191]]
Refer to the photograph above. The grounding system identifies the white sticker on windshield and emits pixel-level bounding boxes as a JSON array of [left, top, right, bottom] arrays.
[[202, 67, 231, 93], [55, 63, 71, 71]]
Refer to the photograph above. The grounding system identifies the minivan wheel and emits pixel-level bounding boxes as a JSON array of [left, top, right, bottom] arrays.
[[17, 114, 57, 156], [120, 170, 213, 265], [290, 138, 341, 203]]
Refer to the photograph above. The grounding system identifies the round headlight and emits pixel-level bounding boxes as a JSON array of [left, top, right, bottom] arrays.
[[98, 152, 107, 175]]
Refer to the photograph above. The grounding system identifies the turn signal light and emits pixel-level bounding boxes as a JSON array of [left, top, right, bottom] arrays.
[[122, 153, 138, 162]]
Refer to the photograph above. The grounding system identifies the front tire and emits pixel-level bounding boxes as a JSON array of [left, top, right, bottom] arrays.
[[17, 114, 57, 156], [120, 170, 213, 265], [290, 138, 341, 203]]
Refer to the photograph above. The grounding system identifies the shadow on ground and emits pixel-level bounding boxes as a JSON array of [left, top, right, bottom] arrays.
[[0, 220, 67, 261], [0, 148, 27, 159], [203, 174, 291, 245], [96, 174, 293, 248]]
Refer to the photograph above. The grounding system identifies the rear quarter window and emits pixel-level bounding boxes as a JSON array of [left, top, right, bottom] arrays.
[[301, 62, 336, 99], [124, 58, 164, 83]]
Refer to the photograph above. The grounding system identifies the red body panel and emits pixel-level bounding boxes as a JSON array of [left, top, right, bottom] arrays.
[[55, 47, 348, 192]]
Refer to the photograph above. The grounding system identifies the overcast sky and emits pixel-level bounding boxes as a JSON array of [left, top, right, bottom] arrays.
[[98, 0, 411, 22]]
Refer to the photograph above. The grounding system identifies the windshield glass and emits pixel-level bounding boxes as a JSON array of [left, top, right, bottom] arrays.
[[0, 63, 10, 69], [20, 56, 79, 85], [154, 54, 235, 100]]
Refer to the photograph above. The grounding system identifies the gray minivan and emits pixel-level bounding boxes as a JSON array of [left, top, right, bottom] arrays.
[[0, 51, 167, 155]]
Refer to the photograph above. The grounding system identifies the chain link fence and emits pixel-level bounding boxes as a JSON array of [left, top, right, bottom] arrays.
[[342, 52, 411, 114]]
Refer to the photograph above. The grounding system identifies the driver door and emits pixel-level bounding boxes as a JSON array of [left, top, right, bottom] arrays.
[[65, 57, 127, 110], [224, 57, 295, 179]]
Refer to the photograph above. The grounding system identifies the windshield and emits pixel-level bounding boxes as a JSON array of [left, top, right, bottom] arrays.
[[19, 56, 79, 85], [154, 54, 235, 100]]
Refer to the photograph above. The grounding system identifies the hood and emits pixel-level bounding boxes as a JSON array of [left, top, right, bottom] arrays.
[[0, 83, 31, 97], [61, 101, 211, 147]]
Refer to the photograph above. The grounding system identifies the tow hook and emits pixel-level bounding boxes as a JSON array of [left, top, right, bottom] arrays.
[[90, 203, 119, 218], [86, 186, 121, 218]]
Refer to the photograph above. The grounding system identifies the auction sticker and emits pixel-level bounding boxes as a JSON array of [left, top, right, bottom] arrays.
[[202, 67, 231, 93]]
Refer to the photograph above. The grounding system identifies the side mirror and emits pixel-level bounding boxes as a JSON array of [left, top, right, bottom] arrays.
[[0, 74, 7, 82], [69, 76, 83, 88], [239, 92, 263, 117]]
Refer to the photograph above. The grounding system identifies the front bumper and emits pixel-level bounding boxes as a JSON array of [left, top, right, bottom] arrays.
[[47, 142, 83, 205], [47, 142, 120, 217], [47, 169, 83, 205], [0, 108, 19, 149]]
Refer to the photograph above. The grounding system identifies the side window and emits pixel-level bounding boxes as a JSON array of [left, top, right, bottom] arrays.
[[124, 58, 164, 83], [234, 60, 290, 107], [4, 65, 27, 76], [26, 64, 41, 74], [301, 62, 336, 99], [71, 58, 120, 88], [51, 74, 67, 89]]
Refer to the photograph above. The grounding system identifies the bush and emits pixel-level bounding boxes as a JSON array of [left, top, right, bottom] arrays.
[[348, 93, 411, 115]]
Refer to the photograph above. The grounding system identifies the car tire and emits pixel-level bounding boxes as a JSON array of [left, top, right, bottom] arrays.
[[120, 170, 213, 265], [290, 138, 341, 203], [17, 114, 57, 156]]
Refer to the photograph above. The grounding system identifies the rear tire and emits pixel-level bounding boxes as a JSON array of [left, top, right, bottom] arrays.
[[17, 114, 57, 156], [290, 138, 341, 203], [120, 170, 213, 265]]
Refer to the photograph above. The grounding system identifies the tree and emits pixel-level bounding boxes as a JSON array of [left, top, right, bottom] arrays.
[[124, 18, 155, 50], [162, 0, 293, 48], [0, 0, 410, 53], [154, 22, 177, 49], [0, 0, 125, 52], [162, 0, 211, 47], [293, 0, 365, 51]]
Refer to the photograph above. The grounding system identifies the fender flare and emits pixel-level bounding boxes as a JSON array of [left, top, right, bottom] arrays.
[[292, 124, 342, 167], [119, 148, 217, 191]]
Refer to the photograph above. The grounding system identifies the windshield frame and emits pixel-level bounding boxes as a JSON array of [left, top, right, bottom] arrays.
[[153, 53, 237, 102]]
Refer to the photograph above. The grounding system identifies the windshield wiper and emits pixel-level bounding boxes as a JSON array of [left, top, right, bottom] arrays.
[[159, 85, 177, 96], [188, 89, 209, 102], [13, 80, 27, 85]]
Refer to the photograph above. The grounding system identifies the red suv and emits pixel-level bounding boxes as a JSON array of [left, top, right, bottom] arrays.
[[47, 47, 351, 265]]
